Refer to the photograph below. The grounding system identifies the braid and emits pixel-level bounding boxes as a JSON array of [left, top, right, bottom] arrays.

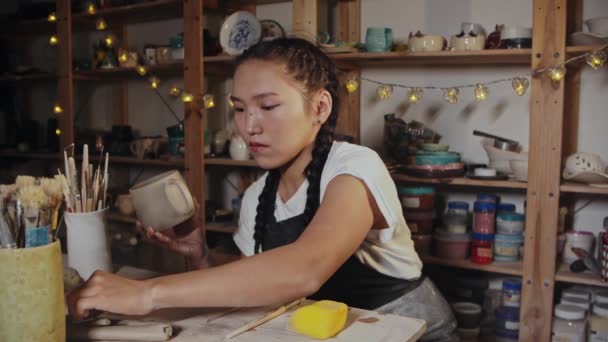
[[238, 38, 341, 253], [253, 169, 280, 253]]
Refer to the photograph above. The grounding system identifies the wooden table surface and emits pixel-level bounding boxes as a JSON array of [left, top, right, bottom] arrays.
[[69, 266, 426, 341]]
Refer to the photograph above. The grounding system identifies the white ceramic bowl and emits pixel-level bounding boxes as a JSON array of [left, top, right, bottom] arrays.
[[482, 142, 528, 174], [451, 34, 485, 51], [501, 26, 532, 39], [510, 159, 528, 182], [586, 17, 608, 36], [408, 35, 445, 52]]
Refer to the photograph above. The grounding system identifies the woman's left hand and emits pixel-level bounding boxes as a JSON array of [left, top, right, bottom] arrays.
[[66, 271, 155, 320]]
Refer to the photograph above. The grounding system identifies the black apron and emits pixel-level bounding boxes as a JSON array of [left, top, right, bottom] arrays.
[[261, 191, 424, 310]]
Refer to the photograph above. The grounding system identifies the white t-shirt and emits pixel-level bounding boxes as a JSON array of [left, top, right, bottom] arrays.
[[233, 141, 422, 280]]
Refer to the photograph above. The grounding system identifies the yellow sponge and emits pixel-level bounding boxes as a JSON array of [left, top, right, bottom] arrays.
[[290, 300, 348, 339]]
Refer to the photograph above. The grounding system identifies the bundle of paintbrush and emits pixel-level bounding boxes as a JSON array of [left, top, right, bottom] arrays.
[[0, 175, 67, 248], [59, 144, 110, 214]]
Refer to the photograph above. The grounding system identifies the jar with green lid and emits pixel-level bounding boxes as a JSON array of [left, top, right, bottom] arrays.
[[496, 212, 525, 235], [170, 33, 184, 60], [398, 186, 435, 211]]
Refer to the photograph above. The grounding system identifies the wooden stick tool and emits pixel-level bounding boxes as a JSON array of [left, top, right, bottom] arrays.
[[225, 297, 305, 339]]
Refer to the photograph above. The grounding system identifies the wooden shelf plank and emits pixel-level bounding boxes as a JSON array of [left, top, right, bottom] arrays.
[[391, 173, 528, 190], [421, 255, 523, 276], [206, 158, 258, 167], [0, 73, 57, 84], [555, 263, 608, 288], [560, 182, 608, 195], [74, 62, 183, 81], [0, 151, 60, 160], [331, 49, 533, 66], [566, 45, 605, 56]]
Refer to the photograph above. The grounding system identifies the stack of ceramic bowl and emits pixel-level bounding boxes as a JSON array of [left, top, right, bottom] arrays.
[[404, 143, 465, 178], [399, 186, 436, 256]]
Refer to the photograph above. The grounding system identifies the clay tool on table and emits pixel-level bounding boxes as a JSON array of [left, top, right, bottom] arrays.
[[225, 297, 305, 339], [206, 307, 241, 323]]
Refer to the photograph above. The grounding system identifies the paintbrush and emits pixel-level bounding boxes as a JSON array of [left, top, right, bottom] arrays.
[[82, 144, 88, 212], [69, 157, 81, 213]]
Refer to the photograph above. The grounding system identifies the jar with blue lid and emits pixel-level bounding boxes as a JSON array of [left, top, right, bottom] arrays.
[[496, 212, 525, 235], [497, 203, 516, 213], [398, 186, 435, 211], [494, 234, 524, 261], [502, 278, 522, 307], [477, 193, 498, 203], [444, 201, 469, 234], [495, 306, 520, 332], [473, 201, 496, 234]]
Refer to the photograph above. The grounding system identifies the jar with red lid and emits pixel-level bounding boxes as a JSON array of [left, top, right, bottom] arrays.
[[471, 232, 493, 264], [474, 201, 496, 234]]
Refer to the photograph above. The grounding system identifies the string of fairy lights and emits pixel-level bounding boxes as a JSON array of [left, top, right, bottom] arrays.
[[47, 3, 608, 136]]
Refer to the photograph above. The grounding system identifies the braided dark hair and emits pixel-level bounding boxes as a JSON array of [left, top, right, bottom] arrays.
[[235, 38, 340, 253]]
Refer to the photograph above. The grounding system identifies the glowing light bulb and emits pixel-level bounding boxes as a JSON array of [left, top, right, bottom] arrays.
[[228, 95, 234, 108], [169, 86, 181, 96], [96, 18, 107, 31], [407, 87, 423, 104], [549, 64, 566, 83], [443, 88, 459, 104], [149, 77, 160, 89], [53, 104, 63, 115], [86, 2, 97, 15], [136, 65, 147, 76], [55, 128, 61, 136], [586, 51, 606, 70], [203, 94, 215, 109], [512, 77, 529, 96], [376, 85, 393, 101], [474, 83, 489, 102], [119, 52, 128, 63], [104, 34, 115, 47], [345, 79, 359, 93], [182, 92, 193, 103], [47, 12, 57, 23], [49, 35, 58, 45]]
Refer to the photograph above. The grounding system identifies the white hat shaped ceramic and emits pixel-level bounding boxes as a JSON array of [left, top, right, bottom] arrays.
[[563, 152, 608, 186]]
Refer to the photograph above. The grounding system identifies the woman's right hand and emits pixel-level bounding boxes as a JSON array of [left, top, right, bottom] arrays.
[[135, 217, 208, 269]]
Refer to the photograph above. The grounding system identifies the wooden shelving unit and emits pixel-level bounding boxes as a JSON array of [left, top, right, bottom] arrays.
[[421, 256, 523, 277], [555, 263, 608, 288], [106, 212, 238, 234], [392, 173, 528, 191]]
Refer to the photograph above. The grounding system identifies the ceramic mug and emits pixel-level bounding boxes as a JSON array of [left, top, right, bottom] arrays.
[[129, 170, 194, 230], [366, 27, 393, 52], [451, 34, 486, 51]]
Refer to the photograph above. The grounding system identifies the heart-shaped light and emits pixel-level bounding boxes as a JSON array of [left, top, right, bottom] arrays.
[[474, 84, 489, 102], [586, 51, 607, 70], [345, 79, 359, 93], [512, 77, 529, 96], [377, 85, 393, 101], [549, 64, 566, 83], [407, 88, 423, 104], [443, 88, 459, 104]]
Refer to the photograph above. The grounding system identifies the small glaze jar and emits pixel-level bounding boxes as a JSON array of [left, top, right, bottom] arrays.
[[474, 202, 496, 234], [229, 135, 250, 161], [398, 187, 435, 211]]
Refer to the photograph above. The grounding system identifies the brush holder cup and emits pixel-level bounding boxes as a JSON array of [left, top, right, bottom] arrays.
[[0, 241, 65, 342], [65, 208, 112, 280]]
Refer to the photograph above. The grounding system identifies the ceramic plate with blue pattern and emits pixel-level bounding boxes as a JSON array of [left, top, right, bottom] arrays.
[[220, 11, 262, 56]]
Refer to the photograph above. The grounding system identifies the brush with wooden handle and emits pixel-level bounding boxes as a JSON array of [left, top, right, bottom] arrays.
[[225, 298, 305, 339]]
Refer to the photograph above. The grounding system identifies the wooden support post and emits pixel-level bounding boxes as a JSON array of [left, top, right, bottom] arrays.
[[56, 0, 74, 152], [520, 0, 567, 340], [292, 0, 318, 41], [112, 25, 129, 126], [563, 0, 583, 158], [335, 0, 360, 143], [183, 0, 206, 235]]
